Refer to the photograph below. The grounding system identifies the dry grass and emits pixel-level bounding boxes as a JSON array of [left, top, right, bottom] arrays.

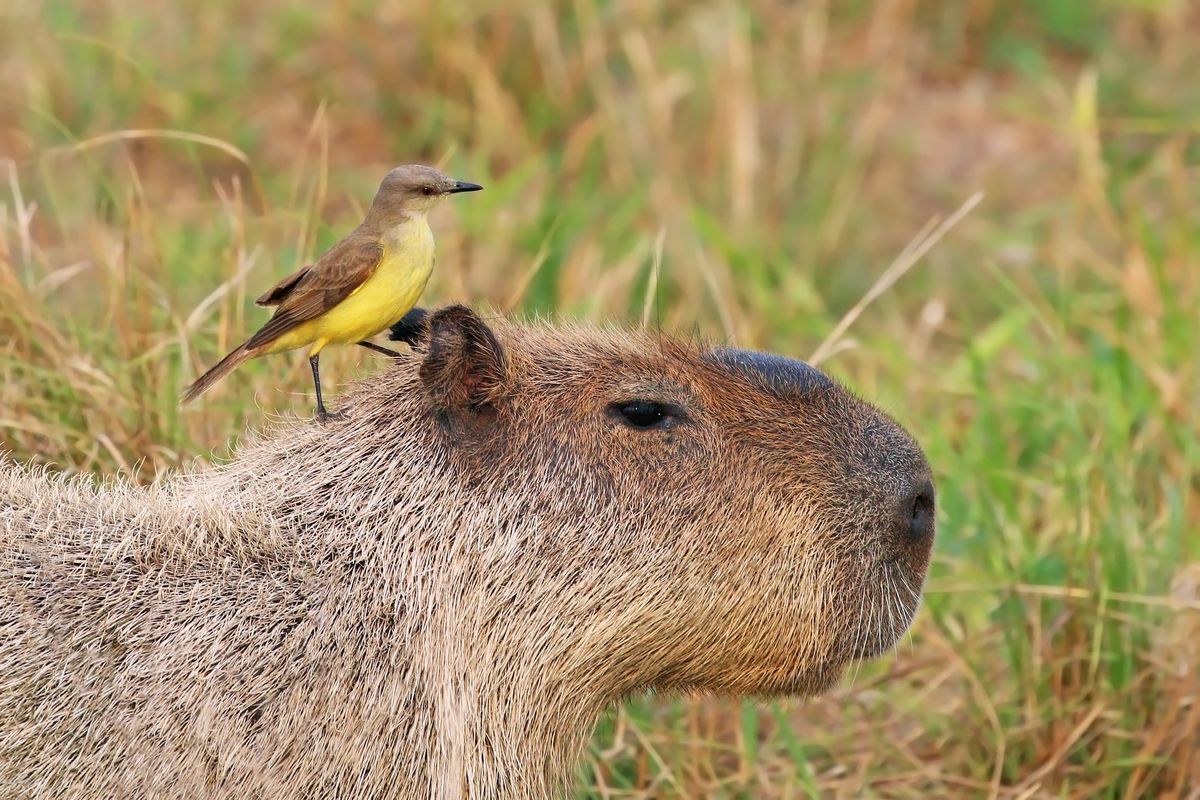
[[2, 0, 1198, 796]]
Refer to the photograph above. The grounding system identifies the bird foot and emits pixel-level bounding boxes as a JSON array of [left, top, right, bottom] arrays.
[[316, 408, 348, 424]]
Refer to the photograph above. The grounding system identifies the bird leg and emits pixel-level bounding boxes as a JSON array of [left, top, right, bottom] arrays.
[[357, 341, 403, 358], [310, 354, 345, 422]]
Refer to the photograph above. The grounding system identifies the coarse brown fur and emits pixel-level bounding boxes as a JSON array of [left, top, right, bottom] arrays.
[[0, 305, 935, 799]]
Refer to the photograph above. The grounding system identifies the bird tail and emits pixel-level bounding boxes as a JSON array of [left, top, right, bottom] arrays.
[[180, 343, 257, 405]]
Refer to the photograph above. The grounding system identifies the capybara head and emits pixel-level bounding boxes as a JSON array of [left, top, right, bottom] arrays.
[[376, 304, 935, 698]]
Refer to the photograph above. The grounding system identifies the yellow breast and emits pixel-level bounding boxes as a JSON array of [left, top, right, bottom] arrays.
[[273, 217, 435, 356]]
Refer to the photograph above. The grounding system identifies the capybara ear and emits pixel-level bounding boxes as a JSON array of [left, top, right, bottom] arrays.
[[387, 307, 429, 347], [419, 305, 508, 412]]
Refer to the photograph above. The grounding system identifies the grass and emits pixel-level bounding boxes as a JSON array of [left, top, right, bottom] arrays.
[[2, 0, 1198, 796]]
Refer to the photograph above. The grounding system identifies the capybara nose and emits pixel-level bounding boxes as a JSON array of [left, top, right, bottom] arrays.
[[901, 479, 936, 543]]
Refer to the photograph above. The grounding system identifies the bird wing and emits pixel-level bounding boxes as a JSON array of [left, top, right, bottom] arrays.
[[245, 233, 384, 351], [255, 265, 311, 307]]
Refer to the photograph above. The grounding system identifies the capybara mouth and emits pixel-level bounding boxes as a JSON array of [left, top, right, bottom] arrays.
[[846, 560, 926, 660]]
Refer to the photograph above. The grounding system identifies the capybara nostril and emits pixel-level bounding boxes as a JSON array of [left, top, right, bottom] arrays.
[[903, 479, 936, 543]]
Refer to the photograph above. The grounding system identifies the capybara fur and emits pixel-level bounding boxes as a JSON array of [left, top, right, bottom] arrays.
[[0, 305, 935, 799]]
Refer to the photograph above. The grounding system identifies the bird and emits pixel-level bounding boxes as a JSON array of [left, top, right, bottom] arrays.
[[181, 164, 482, 421]]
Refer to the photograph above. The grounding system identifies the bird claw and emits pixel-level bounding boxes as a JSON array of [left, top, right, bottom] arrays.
[[316, 409, 348, 424]]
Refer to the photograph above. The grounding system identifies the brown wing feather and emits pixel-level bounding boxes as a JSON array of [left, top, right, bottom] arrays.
[[246, 232, 384, 351], [255, 265, 311, 307]]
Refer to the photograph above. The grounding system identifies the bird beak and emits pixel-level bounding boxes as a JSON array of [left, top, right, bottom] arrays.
[[448, 181, 483, 194]]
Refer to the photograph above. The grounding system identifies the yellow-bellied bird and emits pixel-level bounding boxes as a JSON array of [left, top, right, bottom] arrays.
[[181, 165, 482, 420]]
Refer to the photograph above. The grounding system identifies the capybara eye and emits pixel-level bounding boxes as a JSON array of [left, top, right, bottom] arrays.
[[611, 400, 673, 429]]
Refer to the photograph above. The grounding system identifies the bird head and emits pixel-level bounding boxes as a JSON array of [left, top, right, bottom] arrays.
[[367, 164, 482, 225]]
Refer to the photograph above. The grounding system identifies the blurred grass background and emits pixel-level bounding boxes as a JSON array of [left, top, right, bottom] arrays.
[[2, 0, 1199, 796]]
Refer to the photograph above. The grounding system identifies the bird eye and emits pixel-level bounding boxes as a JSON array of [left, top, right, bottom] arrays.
[[609, 400, 681, 430], [421, 186, 435, 196]]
